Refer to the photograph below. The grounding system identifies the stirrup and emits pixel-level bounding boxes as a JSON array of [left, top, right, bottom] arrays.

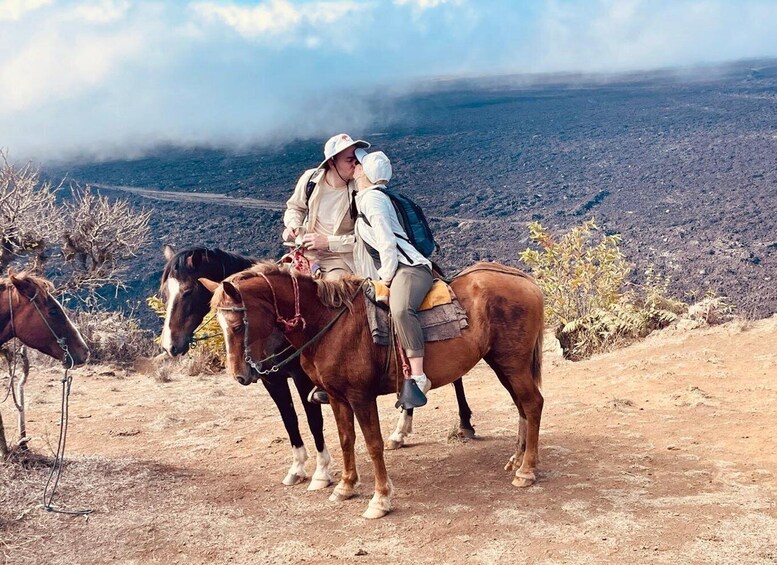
[[395, 379, 427, 410], [307, 386, 330, 405]]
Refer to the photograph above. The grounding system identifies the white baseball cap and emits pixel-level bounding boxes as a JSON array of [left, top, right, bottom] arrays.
[[355, 149, 392, 184], [318, 133, 370, 168]]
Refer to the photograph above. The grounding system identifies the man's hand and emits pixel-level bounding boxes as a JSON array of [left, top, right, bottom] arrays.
[[282, 226, 300, 242], [302, 233, 329, 251]]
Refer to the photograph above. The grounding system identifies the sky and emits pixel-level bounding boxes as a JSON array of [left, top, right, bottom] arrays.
[[1, 0, 776, 162]]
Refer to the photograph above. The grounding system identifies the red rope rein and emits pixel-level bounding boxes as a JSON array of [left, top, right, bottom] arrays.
[[259, 272, 306, 332]]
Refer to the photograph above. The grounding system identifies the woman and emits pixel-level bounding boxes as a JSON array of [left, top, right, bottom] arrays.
[[352, 149, 433, 410]]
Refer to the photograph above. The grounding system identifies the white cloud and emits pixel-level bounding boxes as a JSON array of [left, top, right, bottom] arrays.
[[74, 0, 131, 24], [189, 0, 367, 41], [0, 0, 53, 22], [0, 29, 145, 112], [393, 0, 454, 10]]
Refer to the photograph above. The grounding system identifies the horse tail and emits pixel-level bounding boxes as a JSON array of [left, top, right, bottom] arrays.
[[531, 329, 543, 390]]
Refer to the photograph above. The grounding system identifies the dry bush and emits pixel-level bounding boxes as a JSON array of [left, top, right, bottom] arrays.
[[0, 151, 62, 272], [152, 357, 176, 383], [71, 310, 157, 366], [60, 185, 152, 304]]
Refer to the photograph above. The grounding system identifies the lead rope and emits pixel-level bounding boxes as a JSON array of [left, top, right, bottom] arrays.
[[18, 290, 92, 516]]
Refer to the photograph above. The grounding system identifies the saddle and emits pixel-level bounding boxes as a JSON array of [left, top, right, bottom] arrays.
[[364, 279, 469, 346]]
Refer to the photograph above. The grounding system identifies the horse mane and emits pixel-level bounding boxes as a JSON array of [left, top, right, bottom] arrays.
[[226, 261, 363, 310], [160, 247, 256, 293], [0, 271, 55, 293]]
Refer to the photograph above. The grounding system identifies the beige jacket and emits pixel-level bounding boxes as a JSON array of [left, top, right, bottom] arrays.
[[283, 168, 356, 268]]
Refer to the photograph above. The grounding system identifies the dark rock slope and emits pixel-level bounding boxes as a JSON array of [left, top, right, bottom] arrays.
[[52, 60, 777, 329]]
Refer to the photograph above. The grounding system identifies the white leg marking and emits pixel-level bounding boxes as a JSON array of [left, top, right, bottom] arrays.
[[363, 478, 394, 519], [282, 445, 309, 486], [160, 277, 180, 354], [308, 446, 333, 490], [386, 410, 414, 449]]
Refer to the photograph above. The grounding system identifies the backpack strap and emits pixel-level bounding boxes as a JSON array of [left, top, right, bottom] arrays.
[[304, 168, 323, 206], [357, 212, 413, 269]]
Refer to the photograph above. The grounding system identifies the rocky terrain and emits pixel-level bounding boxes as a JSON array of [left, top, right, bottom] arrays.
[[48, 59, 777, 327]]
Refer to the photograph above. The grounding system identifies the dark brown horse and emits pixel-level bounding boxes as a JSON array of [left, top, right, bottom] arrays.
[[203, 261, 544, 519], [0, 272, 90, 457], [160, 245, 475, 488]]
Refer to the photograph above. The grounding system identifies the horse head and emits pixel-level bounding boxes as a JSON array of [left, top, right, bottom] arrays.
[[3, 273, 89, 366], [159, 245, 255, 357], [203, 277, 285, 386]]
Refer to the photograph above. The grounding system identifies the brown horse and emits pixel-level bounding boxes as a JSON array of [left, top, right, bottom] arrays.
[[203, 261, 544, 519], [0, 272, 90, 457]]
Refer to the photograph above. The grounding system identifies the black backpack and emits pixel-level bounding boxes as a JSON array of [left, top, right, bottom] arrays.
[[358, 186, 438, 258]]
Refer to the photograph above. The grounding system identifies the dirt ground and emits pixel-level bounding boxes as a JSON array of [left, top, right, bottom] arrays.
[[2, 317, 777, 565]]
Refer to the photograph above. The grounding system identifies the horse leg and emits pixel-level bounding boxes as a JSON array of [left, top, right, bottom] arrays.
[[261, 377, 308, 486], [385, 408, 413, 450], [15, 347, 30, 450], [352, 399, 393, 519], [0, 410, 8, 459], [453, 378, 475, 438], [328, 399, 359, 502], [485, 354, 543, 487], [290, 367, 332, 491]]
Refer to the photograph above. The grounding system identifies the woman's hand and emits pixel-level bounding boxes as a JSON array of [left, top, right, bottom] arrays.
[[302, 233, 329, 251]]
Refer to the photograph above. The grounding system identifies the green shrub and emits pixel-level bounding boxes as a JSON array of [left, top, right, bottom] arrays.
[[520, 219, 691, 361], [146, 295, 226, 369]]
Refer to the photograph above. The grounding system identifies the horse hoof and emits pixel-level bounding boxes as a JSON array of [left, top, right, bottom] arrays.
[[329, 491, 352, 502], [362, 506, 389, 519], [308, 477, 332, 491], [457, 427, 476, 440], [282, 473, 307, 486], [512, 472, 536, 488], [384, 438, 404, 450]]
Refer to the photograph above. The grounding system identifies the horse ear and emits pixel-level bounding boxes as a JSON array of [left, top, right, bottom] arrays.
[[198, 278, 220, 294], [163, 244, 176, 261], [222, 281, 242, 303], [187, 249, 203, 270], [9, 274, 32, 297]]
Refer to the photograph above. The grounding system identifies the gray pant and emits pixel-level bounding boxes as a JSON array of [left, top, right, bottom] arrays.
[[389, 263, 434, 358]]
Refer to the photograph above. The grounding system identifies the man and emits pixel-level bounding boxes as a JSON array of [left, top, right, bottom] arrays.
[[282, 133, 369, 403]]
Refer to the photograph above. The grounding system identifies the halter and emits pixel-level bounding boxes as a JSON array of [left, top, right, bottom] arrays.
[[6, 286, 74, 368]]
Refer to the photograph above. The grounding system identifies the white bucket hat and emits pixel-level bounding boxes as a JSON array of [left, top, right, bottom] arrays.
[[355, 149, 392, 184], [318, 133, 370, 168]]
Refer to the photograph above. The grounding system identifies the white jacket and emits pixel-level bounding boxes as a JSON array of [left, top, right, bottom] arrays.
[[354, 185, 431, 283]]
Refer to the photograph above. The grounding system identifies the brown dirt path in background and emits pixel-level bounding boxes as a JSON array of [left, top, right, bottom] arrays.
[[2, 317, 777, 564]]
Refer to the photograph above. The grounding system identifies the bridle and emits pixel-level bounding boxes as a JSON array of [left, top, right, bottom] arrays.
[[6, 285, 74, 368], [217, 273, 362, 378]]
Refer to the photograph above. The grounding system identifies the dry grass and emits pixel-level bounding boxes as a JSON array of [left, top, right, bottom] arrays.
[[0, 451, 187, 565]]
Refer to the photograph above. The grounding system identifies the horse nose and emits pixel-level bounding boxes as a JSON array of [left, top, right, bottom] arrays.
[[236, 374, 251, 386]]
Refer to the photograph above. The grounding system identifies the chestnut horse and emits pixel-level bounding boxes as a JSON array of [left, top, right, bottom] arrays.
[[0, 272, 90, 457], [204, 261, 544, 519], [160, 245, 475, 488]]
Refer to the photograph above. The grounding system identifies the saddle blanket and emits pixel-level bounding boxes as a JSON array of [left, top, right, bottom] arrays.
[[365, 280, 469, 346]]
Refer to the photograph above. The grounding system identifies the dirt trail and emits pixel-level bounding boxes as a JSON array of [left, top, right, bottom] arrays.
[[92, 183, 494, 224], [2, 317, 777, 564]]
